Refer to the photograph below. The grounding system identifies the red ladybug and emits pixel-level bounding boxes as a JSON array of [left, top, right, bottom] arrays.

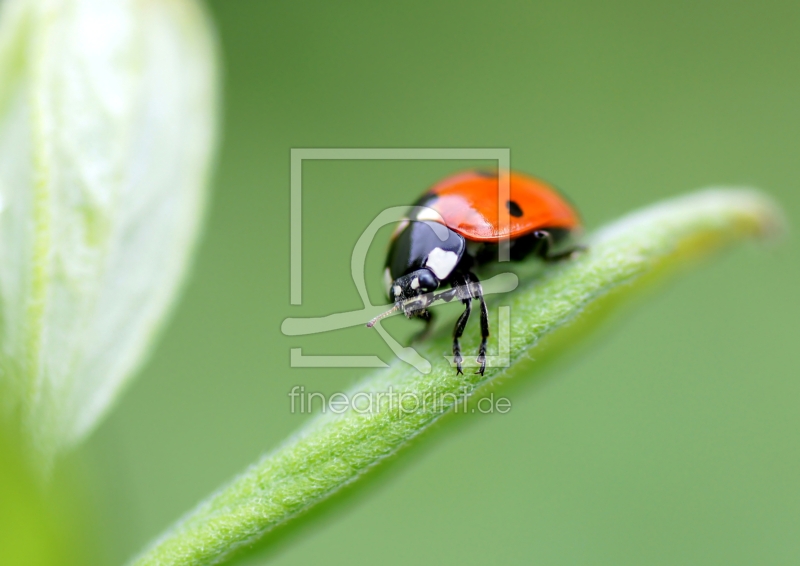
[[367, 170, 583, 375]]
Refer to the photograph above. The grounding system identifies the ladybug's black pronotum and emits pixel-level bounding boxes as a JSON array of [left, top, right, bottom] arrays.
[[367, 170, 583, 375]]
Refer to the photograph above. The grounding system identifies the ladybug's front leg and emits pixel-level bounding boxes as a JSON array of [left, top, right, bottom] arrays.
[[474, 286, 489, 376], [452, 298, 472, 375], [463, 272, 489, 376]]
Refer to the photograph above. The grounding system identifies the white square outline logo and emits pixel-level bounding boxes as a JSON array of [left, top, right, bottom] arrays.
[[282, 148, 515, 373]]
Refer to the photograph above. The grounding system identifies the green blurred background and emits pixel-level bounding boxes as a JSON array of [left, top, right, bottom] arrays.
[[57, 1, 800, 564]]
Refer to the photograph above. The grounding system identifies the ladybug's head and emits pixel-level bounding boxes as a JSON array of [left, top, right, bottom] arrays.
[[367, 268, 440, 327], [389, 268, 440, 316]]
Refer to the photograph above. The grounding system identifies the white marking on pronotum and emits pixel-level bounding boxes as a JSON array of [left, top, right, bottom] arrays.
[[410, 277, 420, 289], [415, 208, 443, 222], [383, 268, 393, 296], [393, 285, 402, 297], [425, 247, 459, 279]]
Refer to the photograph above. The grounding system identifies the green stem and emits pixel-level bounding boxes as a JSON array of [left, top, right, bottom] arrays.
[[130, 189, 783, 566]]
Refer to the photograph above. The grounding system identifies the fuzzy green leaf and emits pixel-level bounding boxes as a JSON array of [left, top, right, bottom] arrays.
[[130, 189, 783, 566]]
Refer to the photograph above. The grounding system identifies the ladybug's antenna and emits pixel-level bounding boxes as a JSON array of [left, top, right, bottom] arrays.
[[366, 303, 400, 328]]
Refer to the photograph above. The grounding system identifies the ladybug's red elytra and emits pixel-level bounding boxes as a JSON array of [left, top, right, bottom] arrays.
[[367, 170, 583, 375]]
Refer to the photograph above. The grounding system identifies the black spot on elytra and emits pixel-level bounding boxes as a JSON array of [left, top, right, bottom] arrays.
[[506, 200, 523, 217]]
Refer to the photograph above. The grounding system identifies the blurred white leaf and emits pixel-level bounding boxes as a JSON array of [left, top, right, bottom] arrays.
[[0, 0, 218, 464]]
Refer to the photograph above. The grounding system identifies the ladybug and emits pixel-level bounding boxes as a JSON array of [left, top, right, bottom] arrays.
[[367, 170, 583, 375]]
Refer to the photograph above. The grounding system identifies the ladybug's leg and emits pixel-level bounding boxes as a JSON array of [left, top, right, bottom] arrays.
[[533, 230, 585, 262], [464, 272, 489, 376], [450, 273, 476, 375], [452, 297, 472, 375]]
